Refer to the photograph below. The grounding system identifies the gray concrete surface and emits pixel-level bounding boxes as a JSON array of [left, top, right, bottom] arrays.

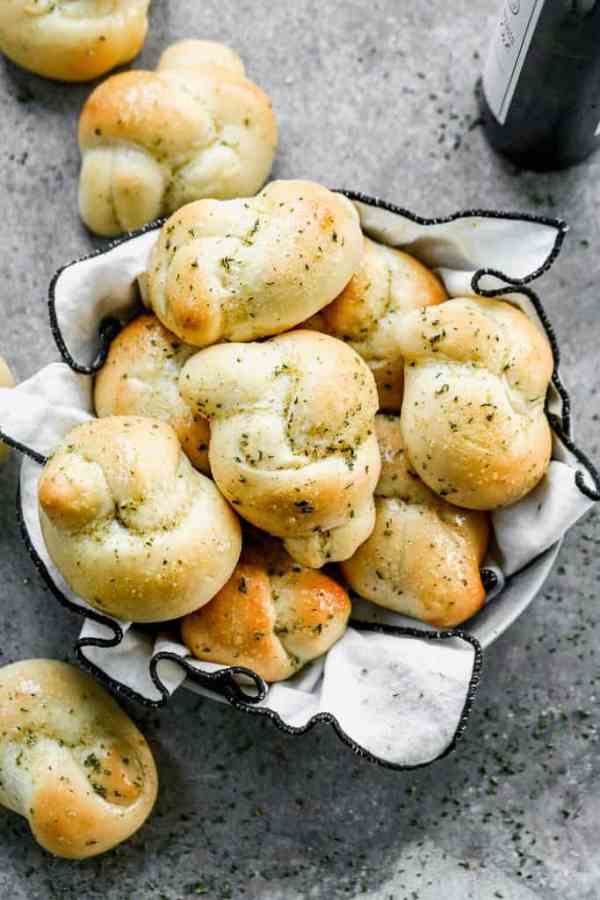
[[0, 1, 599, 898]]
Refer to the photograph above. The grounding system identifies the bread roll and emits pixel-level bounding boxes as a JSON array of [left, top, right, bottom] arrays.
[[179, 330, 381, 568], [0, 356, 15, 464], [0, 659, 157, 859], [397, 297, 553, 509], [38, 416, 241, 622], [147, 180, 363, 347], [0, 0, 149, 82], [341, 415, 489, 627], [78, 39, 277, 236], [182, 537, 351, 682], [306, 238, 446, 410], [94, 314, 210, 473]]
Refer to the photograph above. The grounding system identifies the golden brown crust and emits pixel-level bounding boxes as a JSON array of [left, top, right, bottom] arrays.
[[179, 330, 381, 568], [397, 297, 553, 509], [94, 315, 210, 473], [0, 0, 149, 82], [0, 659, 157, 858], [38, 416, 241, 622], [147, 180, 363, 347], [181, 537, 351, 681], [78, 39, 278, 235], [341, 415, 489, 627], [305, 238, 447, 410]]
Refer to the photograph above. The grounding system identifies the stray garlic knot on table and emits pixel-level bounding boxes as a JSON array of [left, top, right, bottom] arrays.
[[0, 0, 150, 82], [78, 39, 278, 236], [0, 660, 157, 859]]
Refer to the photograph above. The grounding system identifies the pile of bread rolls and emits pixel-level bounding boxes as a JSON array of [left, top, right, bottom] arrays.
[[36, 176, 553, 685], [0, 10, 555, 858]]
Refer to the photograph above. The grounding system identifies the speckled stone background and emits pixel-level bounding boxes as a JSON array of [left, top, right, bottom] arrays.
[[0, 1, 599, 898]]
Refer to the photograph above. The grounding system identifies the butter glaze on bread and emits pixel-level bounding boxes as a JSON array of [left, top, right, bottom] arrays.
[[306, 237, 447, 410], [38, 416, 241, 622], [147, 180, 363, 347], [94, 314, 210, 473], [0, 659, 157, 858], [78, 39, 277, 236], [181, 537, 351, 682], [341, 415, 489, 627], [179, 330, 381, 568], [0, 0, 149, 82], [397, 297, 553, 509]]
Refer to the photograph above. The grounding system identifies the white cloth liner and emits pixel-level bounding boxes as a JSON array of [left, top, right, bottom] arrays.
[[0, 200, 596, 767]]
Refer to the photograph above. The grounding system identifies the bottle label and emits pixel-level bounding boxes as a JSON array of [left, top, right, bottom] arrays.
[[483, 0, 547, 124]]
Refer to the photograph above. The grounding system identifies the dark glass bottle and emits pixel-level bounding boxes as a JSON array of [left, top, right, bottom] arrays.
[[480, 0, 600, 170]]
